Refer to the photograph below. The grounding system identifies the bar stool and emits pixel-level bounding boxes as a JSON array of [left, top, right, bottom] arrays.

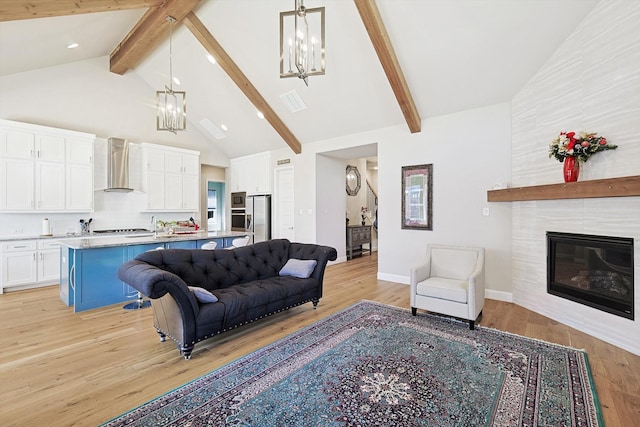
[[201, 241, 218, 250], [123, 246, 163, 310]]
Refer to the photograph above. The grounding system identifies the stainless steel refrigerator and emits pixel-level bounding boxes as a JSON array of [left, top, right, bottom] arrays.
[[245, 195, 271, 244]]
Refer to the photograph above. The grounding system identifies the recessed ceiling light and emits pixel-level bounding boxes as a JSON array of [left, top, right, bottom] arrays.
[[172, 76, 181, 86], [256, 111, 265, 120], [206, 54, 216, 64], [220, 124, 228, 131], [67, 43, 79, 49]]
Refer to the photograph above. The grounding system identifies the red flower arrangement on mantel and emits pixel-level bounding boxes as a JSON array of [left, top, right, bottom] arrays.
[[549, 131, 617, 182]]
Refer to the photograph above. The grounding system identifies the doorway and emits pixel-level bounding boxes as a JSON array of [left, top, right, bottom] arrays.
[[207, 181, 225, 231], [316, 143, 378, 262], [273, 166, 295, 240]]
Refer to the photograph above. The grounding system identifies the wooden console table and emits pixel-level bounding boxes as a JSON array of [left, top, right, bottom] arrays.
[[347, 225, 372, 260], [487, 175, 640, 202]]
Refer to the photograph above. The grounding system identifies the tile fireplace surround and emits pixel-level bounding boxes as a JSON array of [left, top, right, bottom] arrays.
[[506, 0, 640, 356], [509, 194, 639, 355]]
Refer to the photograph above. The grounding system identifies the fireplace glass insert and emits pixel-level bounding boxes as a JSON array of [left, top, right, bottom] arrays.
[[547, 231, 634, 320]]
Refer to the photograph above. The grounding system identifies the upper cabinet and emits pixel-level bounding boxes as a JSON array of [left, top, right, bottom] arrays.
[[230, 152, 272, 195], [0, 120, 95, 212], [140, 143, 200, 212]]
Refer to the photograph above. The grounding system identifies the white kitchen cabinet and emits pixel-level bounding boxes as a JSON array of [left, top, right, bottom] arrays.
[[35, 161, 65, 210], [66, 164, 93, 211], [36, 134, 66, 162], [0, 128, 34, 158], [0, 157, 34, 210], [181, 173, 199, 210], [0, 120, 95, 212], [0, 239, 62, 293], [140, 143, 199, 212], [229, 152, 272, 195], [66, 137, 94, 211], [174, 153, 200, 210], [1, 240, 37, 291], [37, 240, 61, 283]]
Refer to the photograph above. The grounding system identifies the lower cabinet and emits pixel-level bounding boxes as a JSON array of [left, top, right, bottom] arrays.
[[1, 241, 37, 290], [72, 246, 126, 312], [1, 239, 61, 293], [38, 240, 62, 283]]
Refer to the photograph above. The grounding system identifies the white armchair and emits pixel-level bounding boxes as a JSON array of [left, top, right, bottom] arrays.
[[410, 244, 485, 329]]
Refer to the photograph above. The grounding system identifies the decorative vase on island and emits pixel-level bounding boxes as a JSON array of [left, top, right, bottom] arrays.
[[563, 157, 580, 183]]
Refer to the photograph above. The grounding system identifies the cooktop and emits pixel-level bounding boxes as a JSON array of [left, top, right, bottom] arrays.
[[92, 228, 152, 235]]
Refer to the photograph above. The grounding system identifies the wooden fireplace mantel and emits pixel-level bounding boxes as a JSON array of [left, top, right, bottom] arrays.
[[487, 175, 640, 202]]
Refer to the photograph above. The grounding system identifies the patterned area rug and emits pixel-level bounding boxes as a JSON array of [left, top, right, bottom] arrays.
[[102, 301, 602, 426]]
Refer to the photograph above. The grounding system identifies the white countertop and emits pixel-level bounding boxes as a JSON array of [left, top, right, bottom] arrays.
[[3, 230, 249, 249]]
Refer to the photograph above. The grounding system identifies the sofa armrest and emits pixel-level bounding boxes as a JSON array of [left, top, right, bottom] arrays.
[[118, 260, 200, 317]]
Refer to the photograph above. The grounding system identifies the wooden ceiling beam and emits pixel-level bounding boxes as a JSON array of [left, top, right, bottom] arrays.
[[183, 12, 302, 154], [354, 0, 421, 133], [109, 0, 201, 75], [0, 0, 164, 21]]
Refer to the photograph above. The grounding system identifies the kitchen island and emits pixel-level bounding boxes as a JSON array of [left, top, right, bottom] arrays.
[[58, 230, 248, 312]]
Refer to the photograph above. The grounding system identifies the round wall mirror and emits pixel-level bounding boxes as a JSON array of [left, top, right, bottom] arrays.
[[345, 165, 361, 196]]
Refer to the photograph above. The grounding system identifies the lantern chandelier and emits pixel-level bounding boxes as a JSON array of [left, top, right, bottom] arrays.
[[280, 0, 325, 86], [157, 16, 186, 133]]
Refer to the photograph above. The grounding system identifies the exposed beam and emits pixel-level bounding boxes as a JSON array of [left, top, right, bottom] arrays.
[[183, 12, 303, 154], [109, 0, 201, 75], [0, 0, 164, 21], [354, 0, 421, 133]]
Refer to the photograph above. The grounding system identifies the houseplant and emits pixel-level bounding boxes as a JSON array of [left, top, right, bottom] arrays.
[[549, 131, 617, 182]]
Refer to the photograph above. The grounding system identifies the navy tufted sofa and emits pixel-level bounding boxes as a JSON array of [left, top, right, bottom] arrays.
[[118, 239, 337, 359]]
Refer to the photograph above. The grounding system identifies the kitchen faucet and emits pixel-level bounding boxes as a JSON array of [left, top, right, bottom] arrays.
[[151, 215, 156, 235]]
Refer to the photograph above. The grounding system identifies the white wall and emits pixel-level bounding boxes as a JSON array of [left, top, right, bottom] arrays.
[[272, 102, 513, 295], [0, 56, 229, 167], [377, 104, 513, 294], [316, 154, 347, 260], [511, 0, 640, 355]]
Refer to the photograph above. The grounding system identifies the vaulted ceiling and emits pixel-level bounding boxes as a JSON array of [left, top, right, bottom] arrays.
[[0, 0, 599, 159]]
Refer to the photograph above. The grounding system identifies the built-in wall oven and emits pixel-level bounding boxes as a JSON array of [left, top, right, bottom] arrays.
[[231, 191, 247, 231], [231, 210, 247, 231]]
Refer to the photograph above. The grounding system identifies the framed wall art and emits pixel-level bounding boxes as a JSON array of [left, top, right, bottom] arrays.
[[401, 164, 433, 230]]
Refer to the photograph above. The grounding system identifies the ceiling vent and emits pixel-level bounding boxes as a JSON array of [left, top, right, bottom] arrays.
[[280, 90, 307, 113], [199, 118, 226, 140]]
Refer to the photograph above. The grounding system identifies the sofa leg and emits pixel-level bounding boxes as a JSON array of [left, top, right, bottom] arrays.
[[312, 298, 319, 309], [411, 307, 417, 316], [180, 344, 194, 360], [469, 320, 475, 330], [157, 330, 166, 342]]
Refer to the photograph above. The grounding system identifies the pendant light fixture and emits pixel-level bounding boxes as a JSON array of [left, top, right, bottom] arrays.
[[157, 16, 186, 133], [280, 0, 325, 86]]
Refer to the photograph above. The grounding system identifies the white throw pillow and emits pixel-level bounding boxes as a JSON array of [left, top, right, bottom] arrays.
[[279, 259, 318, 279], [188, 286, 218, 303]]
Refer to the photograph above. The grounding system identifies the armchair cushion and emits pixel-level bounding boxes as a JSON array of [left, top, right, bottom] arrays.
[[430, 248, 480, 280], [416, 277, 468, 303]]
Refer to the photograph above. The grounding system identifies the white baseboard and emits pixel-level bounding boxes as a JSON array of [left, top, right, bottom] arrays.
[[485, 289, 513, 302], [377, 272, 409, 284]]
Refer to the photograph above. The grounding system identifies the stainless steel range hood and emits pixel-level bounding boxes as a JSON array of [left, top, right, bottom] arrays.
[[105, 137, 134, 192]]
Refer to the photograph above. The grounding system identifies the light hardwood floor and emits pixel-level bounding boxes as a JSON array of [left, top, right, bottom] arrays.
[[1, 253, 638, 426]]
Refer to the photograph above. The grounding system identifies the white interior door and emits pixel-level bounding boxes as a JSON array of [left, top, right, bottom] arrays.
[[274, 166, 295, 241]]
